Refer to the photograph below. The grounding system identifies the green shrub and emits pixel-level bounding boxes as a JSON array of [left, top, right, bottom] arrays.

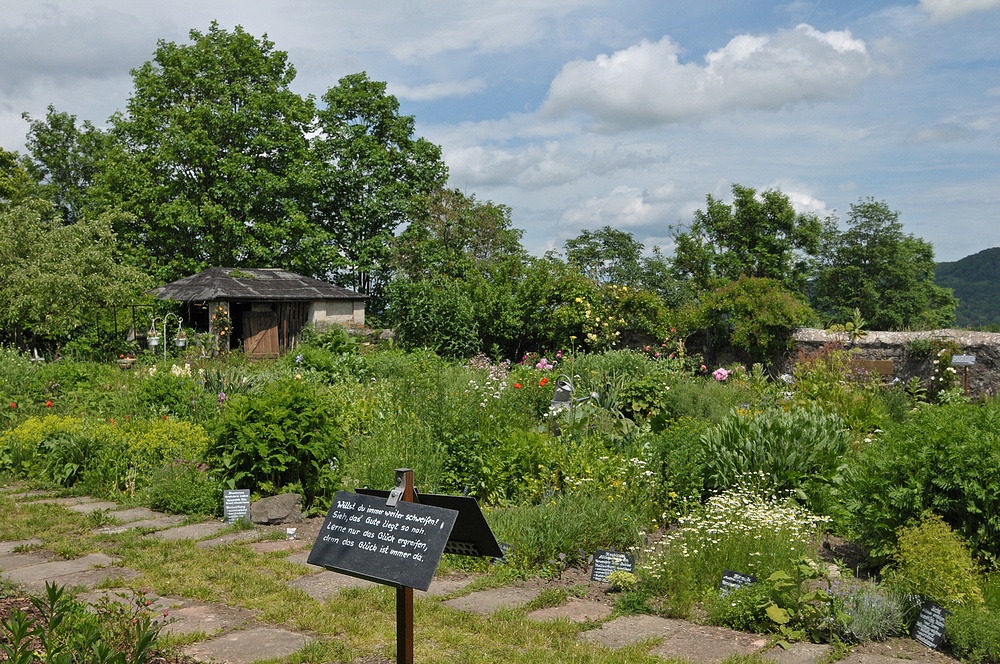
[[646, 417, 710, 521], [145, 459, 223, 516], [885, 514, 983, 607], [486, 491, 644, 571], [829, 582, 913, 643], [386, 277, 480, 358], [209, 379, 341, 505], [702, 405, 850, 515], [640, 485, 829, 598], [843, 401, 1000, 563], [656, 376, 753, 425], [704, 582, 772, 633], [947, 605, 1000, 664], [86, 418, 212, 497]]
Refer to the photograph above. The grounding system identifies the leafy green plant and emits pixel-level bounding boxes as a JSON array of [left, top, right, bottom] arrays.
[[828, 581, 913, 644], [145, 459, 223, 516], [640, 485, 829, 600], [762, 559, 832, 644], [946, 605, 1000, 664], [209, 378, 341, 505], [704, 581, 771, 633], [885, 513, 984, 607], [843, 401, 1000, 564], [701, 405, 850, 515]]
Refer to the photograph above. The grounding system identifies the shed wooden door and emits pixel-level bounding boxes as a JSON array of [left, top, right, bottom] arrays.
[[243, 312, 279, 358]]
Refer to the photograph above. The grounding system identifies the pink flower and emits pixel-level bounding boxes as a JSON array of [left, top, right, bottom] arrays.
[[712, 368, 731, 382]]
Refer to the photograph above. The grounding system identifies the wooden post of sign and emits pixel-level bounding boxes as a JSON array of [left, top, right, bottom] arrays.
[[396, 468, 415, 664]]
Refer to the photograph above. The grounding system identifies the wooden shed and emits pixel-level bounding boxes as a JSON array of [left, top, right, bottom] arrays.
[[150, 268, 367, 358]]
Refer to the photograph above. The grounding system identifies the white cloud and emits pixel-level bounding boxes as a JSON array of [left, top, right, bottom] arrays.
[[920, 0, 1000, 22], [539, 24, 872, 131], [445, 142, 667, 189], [388, 78, 487, 101]]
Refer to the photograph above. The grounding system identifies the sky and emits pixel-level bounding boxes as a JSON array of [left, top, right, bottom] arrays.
[[1, 0, 999, 263]]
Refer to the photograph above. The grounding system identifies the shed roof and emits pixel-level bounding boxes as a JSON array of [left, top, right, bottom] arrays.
[[149, 268, 367, 303]]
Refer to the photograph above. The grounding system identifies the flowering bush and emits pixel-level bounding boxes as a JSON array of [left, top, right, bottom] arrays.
[[640, 483, 830, 598]]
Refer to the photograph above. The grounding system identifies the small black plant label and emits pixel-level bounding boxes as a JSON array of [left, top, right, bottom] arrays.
[[719, 569, 757, 596], [913, 601, 950, 649], [590, 549, 635, 583], [223, 489, 251, 524], [308, 491, 458, 591]]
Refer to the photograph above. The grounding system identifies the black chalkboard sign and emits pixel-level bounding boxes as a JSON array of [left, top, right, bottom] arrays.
[[590, 549, 635, 583], [223, 489, 251, 524], [913, 602, 950, 649], [308, 491, 458, 591], [719, 570, 757, 596]]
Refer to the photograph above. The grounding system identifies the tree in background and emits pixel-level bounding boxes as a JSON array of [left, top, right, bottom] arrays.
[[0, 148, 41, 209], [671, 184, 823, 295], [0, 203, 150, 343], [564, 226, 644, 286], [313, 73, 448, 311], [22, 106, 114, 224], [95, 23, 317, 282], [388, 188, 529, 357], [812, 198, 956, 330]]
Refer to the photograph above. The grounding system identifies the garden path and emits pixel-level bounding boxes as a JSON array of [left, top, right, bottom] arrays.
[[0, 489, 962, 664]]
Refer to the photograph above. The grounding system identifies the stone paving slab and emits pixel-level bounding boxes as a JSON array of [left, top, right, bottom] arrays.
[[0, 539, 43, 555], [763, 642, 835, 664], [527, 598, 613, 623], [149, 521, 229, 542], [34, 496, 103, 506], [161, 601, 257, 637], [418, 574, 476, 597], [66, 500, 120, 513], [182, 627, 312, 664], [1, 552, 118, 586], [22, 566, 140, 593], [288, 570, 377, 601], [285, 550, 323, 570], [0, 551, 54, 571], [94, 514, 186, 535], [107, 507, 161, 523], [580, 614, 687, 650], [249, 538, 309, 554], [443, 586, 542, 615], [196, 529, 262, 549], [649, 623, 764, 662]]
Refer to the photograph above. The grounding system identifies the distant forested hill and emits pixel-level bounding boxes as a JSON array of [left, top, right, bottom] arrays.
[[936, 247, 1000, 329]]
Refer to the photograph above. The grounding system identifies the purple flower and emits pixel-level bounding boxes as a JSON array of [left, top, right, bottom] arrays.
[[217, 392, 228, 404]]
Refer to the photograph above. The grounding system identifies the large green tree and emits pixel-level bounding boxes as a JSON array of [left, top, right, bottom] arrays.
[[0, 203, 150, 341], [312, 72, 448, 310], [22, 106, 113, 223], [564, 226, 644, 286], [813, 198, 956, 330], [96, 23, 318, 281], [671, 184, 823, 294]]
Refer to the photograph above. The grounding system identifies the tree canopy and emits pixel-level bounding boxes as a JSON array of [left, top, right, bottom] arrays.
[[671, 184, 823, 294], [813, 198, 956, 330]]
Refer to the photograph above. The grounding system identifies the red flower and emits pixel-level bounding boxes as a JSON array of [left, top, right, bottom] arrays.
[[162, 415, 168, 420], [539, 377, 549, 387], [45, 400, 53, 408], [513, 383, 522, 389], [8, 402, 15, 409], [109, 418, 116, 425]]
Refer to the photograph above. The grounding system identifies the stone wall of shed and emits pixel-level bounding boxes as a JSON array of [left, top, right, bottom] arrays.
[[782, 328, 1000, 398]]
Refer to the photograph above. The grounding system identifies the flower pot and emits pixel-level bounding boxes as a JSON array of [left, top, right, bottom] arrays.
[[175, 337, 187, 348], [148, 336, 160, 348]]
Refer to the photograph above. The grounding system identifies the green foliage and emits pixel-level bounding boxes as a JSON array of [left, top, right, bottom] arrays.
[[936, 247, 1000, 329], [564, 225, 645, 286], [694, 276, 817, 364], [828, 582, 914, 644], [762, 559, 833, 643], [385, 277, 480, 358], [486, 491, 644, 571], [0, 583, 168, 664], [886, 514, 983, 607], [670, 184, 823, 295], [100, 22, 317, 282], [791, 341, 889, 434], [946, 605, 1000, 664], [209, 378, 341, 504], [646, 417, 710, 520], [0, 204, 150, 341], [702, 406, 851, 515], [813, 197, 956, 330], [704, 582, 772, 633], [145, 459, 223, 516], [843, 401, 1000, 564], [654, 376, 753, 425], [313, 72, 448, 308], [640, 486, 829, 599]]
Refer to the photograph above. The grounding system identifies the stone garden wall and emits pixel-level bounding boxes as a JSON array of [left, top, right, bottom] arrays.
[[783, 328, 1000, 398]]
